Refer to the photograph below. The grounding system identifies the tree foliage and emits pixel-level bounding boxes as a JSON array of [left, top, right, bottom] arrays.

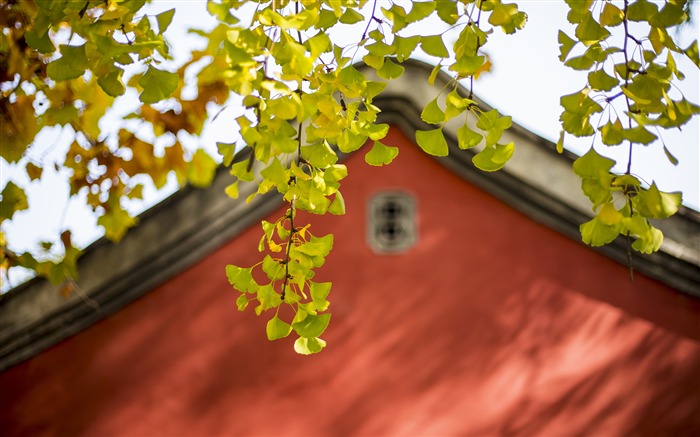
[[0, 0, 697, 353]]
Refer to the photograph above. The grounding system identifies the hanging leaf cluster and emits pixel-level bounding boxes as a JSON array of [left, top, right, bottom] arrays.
[[557, 0, 696, 257], [1, 0, 697, 354]]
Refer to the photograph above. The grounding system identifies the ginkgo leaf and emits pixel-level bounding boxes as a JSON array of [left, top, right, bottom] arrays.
[[138, 66, 179, 104], [226, 265, 257, 293], [328, 192, 345, 215], [597, 202, 622, 225], [449, 55, 485, 76], [97, 67, 126, 97], [421, 98, 445, 124], [457, 124, 483, 149], [294, 337, 327, 355], [156, 9, 176, 34], [0, 181, 28, 222], [556, 130, 565, 153], [187, 149, 218, 188], [266, 315, 292, 340], [588, 68, 618, 91], [436, 0, 458, 24], [310, 281, 331, 311], [338, 130, 368, 153], [339, 8, 363, 24], [635, 183, 682, 219], [98, 208, 138, 243], [236, 294, 249, 311], [622, 126, 657, 145], [46, 44, 88, 81], [601, 119, 624, 145], [292, 313, 331, 338], [663, 146, 679, 166], [476, 109, 512, 146], [558, 30, 577, 61], [407, 1, 436, 22], [24, 28, 54, 53], [472, 143, 514, 172], [26, 163, 43, 181], [365, 141, 399, 166], [377, 58, 404, 79], [225, 182, 239, 199], [573, 147, 615, 179], [599, 2, 624, 27], [421, 35, 449, 58], [394, 36, 421, 62], [631, 224, 663, 254], [580, 216, 618, 246], [575, 13, 611, 46], [627, 0, 659, 22], [416, 128, 449, 156]]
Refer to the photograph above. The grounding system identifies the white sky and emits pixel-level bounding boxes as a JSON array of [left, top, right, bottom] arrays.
[[1, 0, 699, 288]]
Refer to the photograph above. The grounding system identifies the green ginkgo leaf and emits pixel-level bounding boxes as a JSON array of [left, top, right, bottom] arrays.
[[457, 124, 482, 149], [580, 216, 619, 246], [97, 67, 126, 97], [266, 315, 292, 340], [573, 147, 615, 179], [472, 143, 514, 172], [599, 2, 624, 26], [601, 119, 624, 145], [558, 30, 577, 61], [138, 66, 179, 104], [421, 98, 445, 124], [588, 68, 618, 91], [293, 313, 331, 338], [575, 13, 611, 46], [377, 58, 404, 79], [365, 141, 399, 166], [46, 44, 88, 81], [416, 128, 449, 156], [156, 9, 176, 34], [421, 35, 449, 58], [394, 35, 421, 62]]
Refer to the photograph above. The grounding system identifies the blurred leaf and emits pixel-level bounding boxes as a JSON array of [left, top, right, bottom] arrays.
[[0, 182, 29, 222], [138, 66, 179, 104]]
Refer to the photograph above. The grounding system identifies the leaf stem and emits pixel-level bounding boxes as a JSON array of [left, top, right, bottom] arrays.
[[361, 0, 379, 41], [622, 0, 635, 175]]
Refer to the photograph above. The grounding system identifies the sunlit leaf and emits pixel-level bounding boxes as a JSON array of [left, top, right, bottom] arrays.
[[294, 337, 327, 354], [416, 128, 449, 156], [458, 124, 483, 150], [580, 216, 618, 246], [292, 313, 331, 338], [472, 143, 514, 172], [266, 315, 292, 340], [365, 141, 399, 166], [421, 35, 449, 58], [421, 98, 445, 124]]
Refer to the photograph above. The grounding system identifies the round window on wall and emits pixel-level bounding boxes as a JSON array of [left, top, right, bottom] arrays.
[[367, 192, 417, 253]]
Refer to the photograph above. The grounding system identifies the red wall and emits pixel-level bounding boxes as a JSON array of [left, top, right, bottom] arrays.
[[1, 126, 699, 436]]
